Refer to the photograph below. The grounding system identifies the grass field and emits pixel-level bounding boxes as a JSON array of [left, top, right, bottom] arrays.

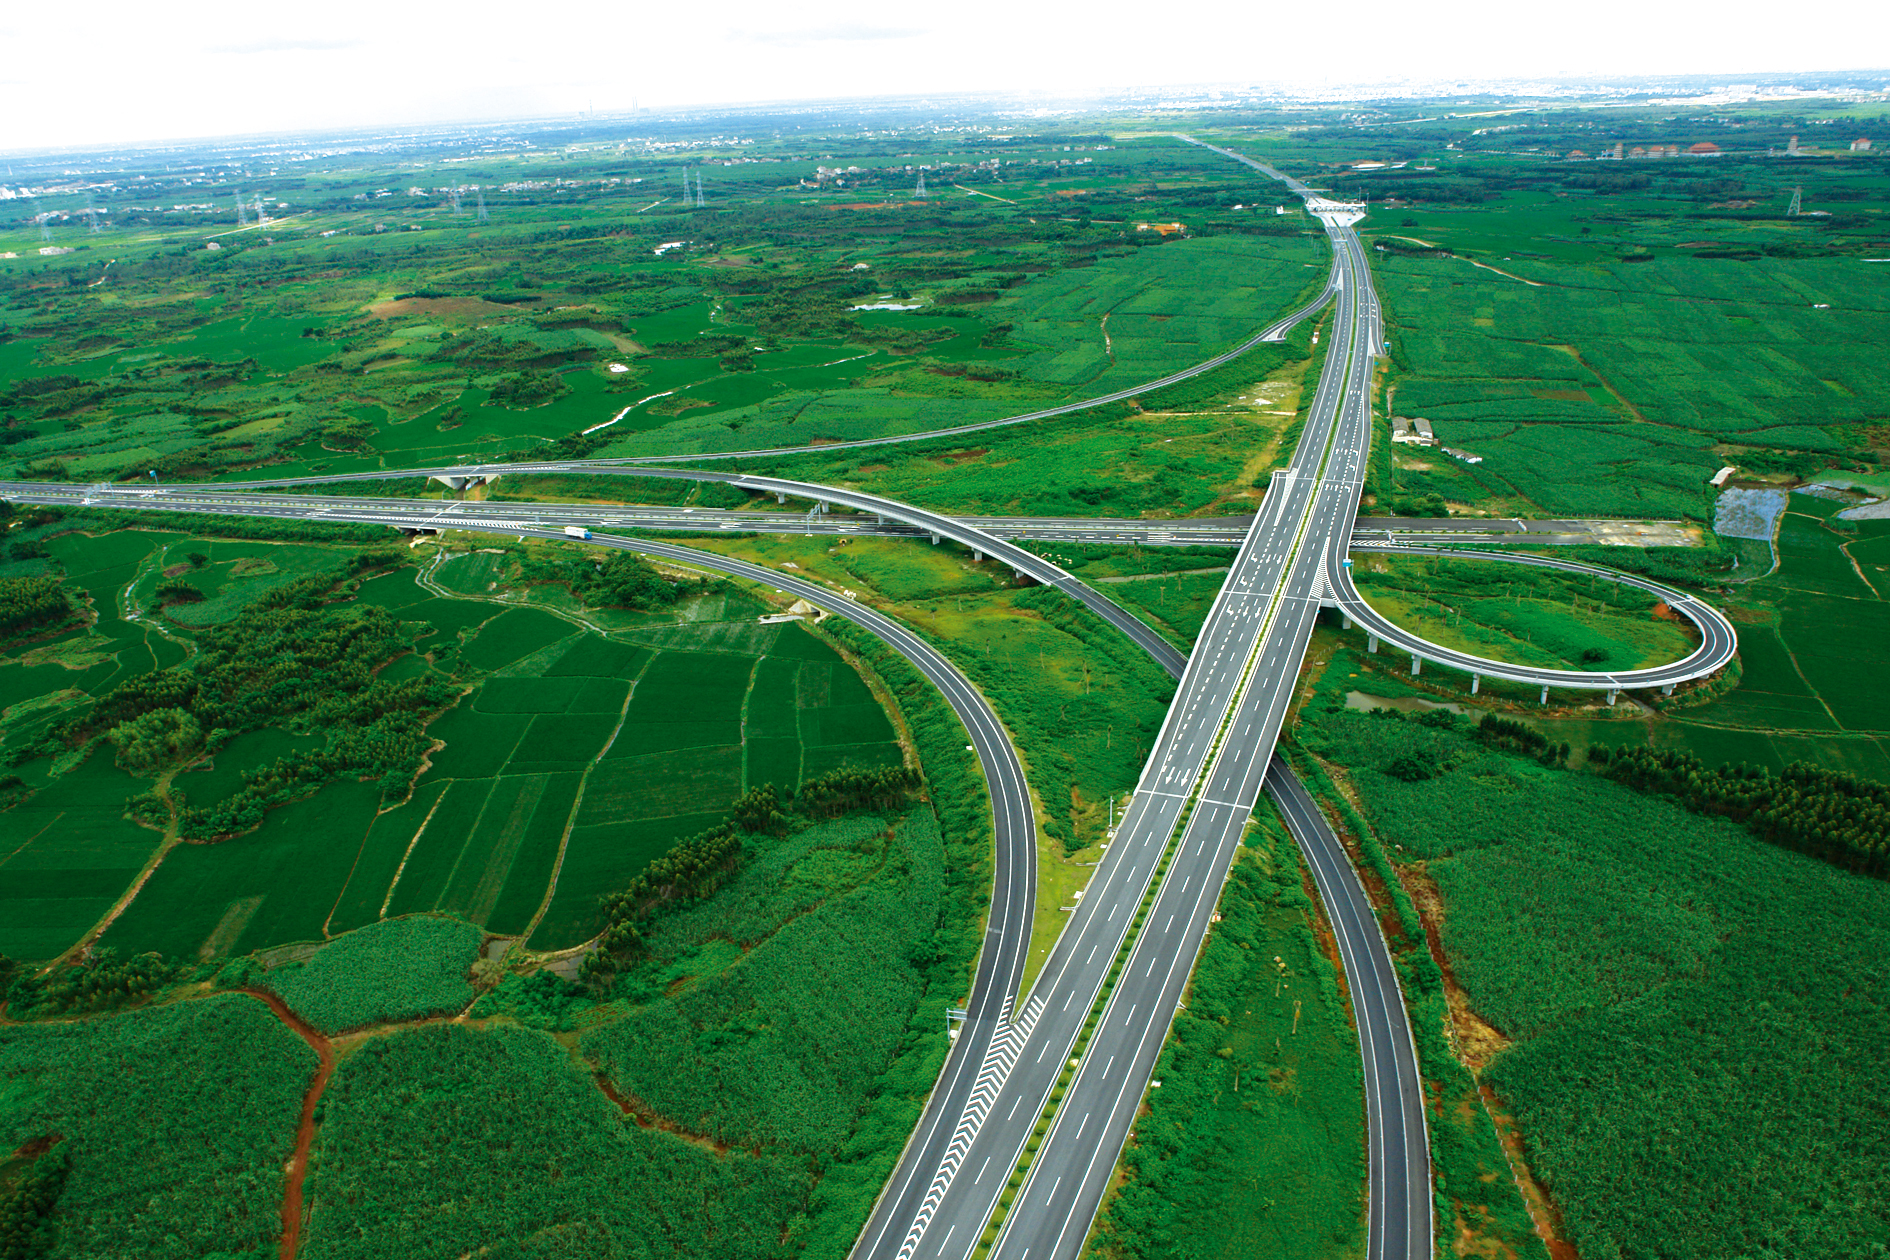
[[3, 523, 905, 970], [1352, 552, 1698, 672], [1308, 704, 1890, 1260], [266, 914, 483, 1034], [0, 993, 316, 1256], [1094, 803, 1364, 1260], [1364, 187, 1888, 520]]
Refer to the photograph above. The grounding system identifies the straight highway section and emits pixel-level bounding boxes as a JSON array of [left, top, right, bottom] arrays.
[[2, 144, 1438, 1260], [982, 174, 1429, 1260], [845, 167, 1431, 1260], [80, 467, 1191, 681], [5, 481, 1694, 557]]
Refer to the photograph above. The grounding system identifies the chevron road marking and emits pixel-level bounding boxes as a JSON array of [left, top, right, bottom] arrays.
[[896, 992, 1048, 1260]]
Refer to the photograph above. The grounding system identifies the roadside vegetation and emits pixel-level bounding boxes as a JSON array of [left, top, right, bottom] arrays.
[[3, 96, 1887, 1260], [1092, 804, 1365, 1260], [1294, 685, 1890, 1260]]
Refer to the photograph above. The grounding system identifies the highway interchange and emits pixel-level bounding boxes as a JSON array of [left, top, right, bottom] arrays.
[[0, 137, 1738, 1260]]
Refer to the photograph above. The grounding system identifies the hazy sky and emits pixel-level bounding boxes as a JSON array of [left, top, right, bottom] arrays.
[[3, 0, 1884, 150]]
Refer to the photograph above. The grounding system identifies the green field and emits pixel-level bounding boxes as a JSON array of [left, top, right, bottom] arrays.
[[1353, 551, 1699, 671], [0, 994, 316, 1256], [1094, 805, 1365, 1260], [2, 524, 905, 967], [1304, 704, 1890, 1260]]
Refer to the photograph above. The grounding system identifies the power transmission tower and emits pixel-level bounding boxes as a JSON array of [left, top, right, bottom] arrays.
[[694, 170, 705, 208], [85, 194, 101, 233], [450, 186, 462, 216], [914, 171, 927, 198], [1788, 187, 1802, 217], [235, 188, 249, 227], [32, 200, 50, 241], [476, 187, 489, 222], [254, 193, 268, 228]]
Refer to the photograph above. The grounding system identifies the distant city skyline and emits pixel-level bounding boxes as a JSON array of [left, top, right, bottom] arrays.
[[2, 0, 1885, 150]]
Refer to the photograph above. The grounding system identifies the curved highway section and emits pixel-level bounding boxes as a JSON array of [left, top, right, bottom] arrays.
[[1337, 542, 1738, 695], [606, 275, 1338, 464], [2, 136, 1736, 1260]]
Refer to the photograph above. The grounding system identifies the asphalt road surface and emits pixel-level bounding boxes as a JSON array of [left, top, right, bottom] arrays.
[[0, 138, 1734, 1260], [1337, 541, 1739, 693]]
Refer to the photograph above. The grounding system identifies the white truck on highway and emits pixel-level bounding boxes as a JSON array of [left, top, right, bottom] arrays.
[[563, 526, 593, 540]]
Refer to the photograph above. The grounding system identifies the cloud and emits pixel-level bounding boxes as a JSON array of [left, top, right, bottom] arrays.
[[208, 37, 367, 55], [736, 23, 927, 46]]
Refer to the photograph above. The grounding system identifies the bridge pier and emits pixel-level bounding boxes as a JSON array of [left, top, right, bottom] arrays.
[[973, 550, 984, 562], [929, 532, 941, 544], [1607, 689, 1619, 707], [1470, 675, 1480, 695], [1342, 612, 1353, 630], [429, 473, 501, 492], [1410, 655, 1421, 676], [1367, 633, 1379, 653], [1662, 683, 1675, 696], [776, 492, 787, 504], [1539, 686, 1550, 706]]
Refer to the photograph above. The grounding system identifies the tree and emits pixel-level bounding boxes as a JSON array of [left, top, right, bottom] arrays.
[[107, 707, 203, 776]]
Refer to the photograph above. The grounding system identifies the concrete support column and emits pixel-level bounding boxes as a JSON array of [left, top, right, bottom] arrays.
[[1367, 633, 1379, 653], [973, 550, 984, 562], [929, 532, 940, 544], [1342, 613, 1354, 630], [1471, 675, 1481, 695], [1539, 685, 1550, 706], [776, 492, 786, 504], [1662, 683, 1675, 696], [1607, 689, 1619, 707], [1410, 655, 1422, 676]]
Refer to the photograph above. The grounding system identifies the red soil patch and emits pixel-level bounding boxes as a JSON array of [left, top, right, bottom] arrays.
[[9, 1133, 62, 1161], [593, 1076, 743, 1156], [238, 990, 334, 1260], [366, 296, 534, 321], [928, 447, 990, 466]]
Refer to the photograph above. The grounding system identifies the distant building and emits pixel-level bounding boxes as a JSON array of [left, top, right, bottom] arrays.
[[1629, 146, 1648, 159], [1611, 142, 1624, 159], [1135, 222, 1185, 235], [204, 242, 221, 251], [1854, 138, 1874, 151], [1443, 447, 1483, 465], [1688, 142, 1721, 155], [1788, 135, 1801, 156], [38, 245, 72, 256], [1391, 417, 1436, 446], [1567, 149, 1588, 159], [1710, 466, 1738, 487]]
